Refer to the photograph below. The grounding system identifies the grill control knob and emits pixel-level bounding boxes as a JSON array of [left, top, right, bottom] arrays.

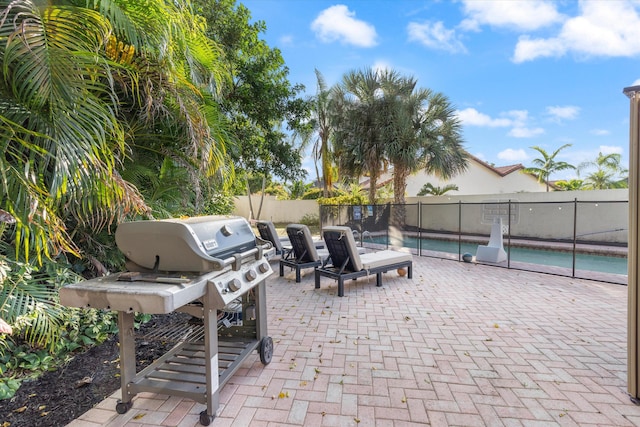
[[221, 225, 233, 236], [258, 262, 270, 274], [245, 269, 257, 281], [228, 278, 241, 292]]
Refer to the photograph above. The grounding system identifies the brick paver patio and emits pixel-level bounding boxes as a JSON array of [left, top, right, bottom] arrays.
[[68, 255, 640, 426]]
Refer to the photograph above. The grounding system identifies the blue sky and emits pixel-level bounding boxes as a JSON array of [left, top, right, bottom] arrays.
[[242, 0, 640, 181]]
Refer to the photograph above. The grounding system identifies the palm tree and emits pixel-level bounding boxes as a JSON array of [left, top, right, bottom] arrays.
[[1, 0, 228, 261], [554, 179, 584, 191], [381, 71, 467, 205], [297, 69, 335, 197], [417, 183, 459, 196], [522, 144, 576, 191], [0, 0, 228, 348], [332, 68, 387, 204], [578, 152, 628, 189]]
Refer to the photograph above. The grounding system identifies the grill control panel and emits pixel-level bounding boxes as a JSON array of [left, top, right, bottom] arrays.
[[208, 260, 273, 308]]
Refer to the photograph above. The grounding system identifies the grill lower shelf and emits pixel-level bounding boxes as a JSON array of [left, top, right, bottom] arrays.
[[128, 338, 261, 403]]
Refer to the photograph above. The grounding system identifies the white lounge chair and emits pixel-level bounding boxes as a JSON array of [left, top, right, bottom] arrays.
[[315, 226, 412, 297]]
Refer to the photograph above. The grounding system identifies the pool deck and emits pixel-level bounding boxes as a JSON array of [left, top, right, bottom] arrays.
[[69, 255, 640, 427]]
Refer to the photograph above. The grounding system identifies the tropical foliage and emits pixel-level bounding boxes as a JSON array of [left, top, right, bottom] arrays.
[[417, 183, 460, 196], [331, 68, 387, 204], [329, 68, 467, 205], [195, 0, 310, 188], [301, 69, 336, 197], [554, 179, 584, 191], [0, 0, 308, 397], [522, 144, 576, 191], [379, 71, 467, 205], [578, 152, 628, 189]]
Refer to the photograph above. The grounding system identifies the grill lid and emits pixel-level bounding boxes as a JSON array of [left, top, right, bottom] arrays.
[[115, 215, 257, 273]]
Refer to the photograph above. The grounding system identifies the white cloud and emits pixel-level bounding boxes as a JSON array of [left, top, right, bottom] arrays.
[[600, 145, 623, 155], [546, 105, 580, 121], [503, 110, 544, 137], [455, 108, 511, 127], [457, 108, 544, 138], [407, 21, 467, 53], [279, 35, 294, 46], [474, 152, 487, 162], [498, 148, 529, 161], [513, 36, 566, 62], [504, 110, 529, 123], [508, 127, 545, 138], [633, 79, 640, 86], [591, 129, 610, 136], [372, 60, 392, 75], [459, 0, 563, 32], [513, 1, 640, 62], [311, 5, 377, 47]]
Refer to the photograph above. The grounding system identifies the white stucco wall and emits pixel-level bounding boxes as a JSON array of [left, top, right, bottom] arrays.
[[403, 159, 547, 196], [233, 196, 320, 223]]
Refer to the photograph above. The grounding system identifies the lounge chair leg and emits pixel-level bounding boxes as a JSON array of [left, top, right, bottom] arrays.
[[407, 264, 412, 279], [279, 263, 284, 277], [376, 272, 382, 287], [338, 278, 344, 297], [315, 271, 321, 289], [295, 267, 301, 283]]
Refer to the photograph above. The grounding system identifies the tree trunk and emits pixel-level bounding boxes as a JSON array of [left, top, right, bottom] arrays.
[[393, 166, 408, 205], [392, 166, 409, 226], [321, 139, 332, 198], [256, 176, 266, 220], [368, 169, 378, 205], [246, 179, 255, 220]]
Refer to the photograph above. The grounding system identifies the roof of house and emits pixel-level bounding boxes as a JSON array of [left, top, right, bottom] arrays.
[[359, 154, 531, 190], [467, 154, 525, 177]]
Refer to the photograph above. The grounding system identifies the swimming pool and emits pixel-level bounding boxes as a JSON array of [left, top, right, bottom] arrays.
[[364, 235, 628, 276]]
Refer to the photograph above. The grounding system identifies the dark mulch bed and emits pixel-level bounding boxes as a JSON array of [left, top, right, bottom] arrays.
[[0, 313, 187, 427]]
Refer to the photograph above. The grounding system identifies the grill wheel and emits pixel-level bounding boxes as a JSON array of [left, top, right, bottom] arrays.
[[259, 336, 273, 365]]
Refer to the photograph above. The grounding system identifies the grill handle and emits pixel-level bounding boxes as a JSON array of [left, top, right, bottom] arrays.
[[224, 242, 269, 271]]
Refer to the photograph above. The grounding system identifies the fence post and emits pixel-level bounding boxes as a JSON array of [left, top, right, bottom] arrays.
[[572, 198, 578, 278], [507, 200, 512, 269], [458, 201, 462, 260], [418, 201, 422, 257]]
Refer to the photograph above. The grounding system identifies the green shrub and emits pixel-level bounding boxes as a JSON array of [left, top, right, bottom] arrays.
[[0, 307, 118, 400], [299, 213, 319, 227], [301, 188, 322, 200]]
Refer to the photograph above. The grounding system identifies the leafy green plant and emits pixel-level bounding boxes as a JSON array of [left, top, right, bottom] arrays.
[[0, 307, 117, 400], [318, 183, 368, 206], [301, 188, 323, 200], [0, 378, 20, 400], [0, 256, 69, 351], [299, 213, 320, 227], [417, 183, 459, 196]]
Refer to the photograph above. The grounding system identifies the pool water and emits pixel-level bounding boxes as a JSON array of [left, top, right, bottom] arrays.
[[368, 235, 628, 275]]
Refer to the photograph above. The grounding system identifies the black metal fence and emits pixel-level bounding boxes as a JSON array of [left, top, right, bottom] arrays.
[[319, 200, 628, 285]]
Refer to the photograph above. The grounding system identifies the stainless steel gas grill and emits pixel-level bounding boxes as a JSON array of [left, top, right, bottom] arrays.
[[59, 215, 274, 426]]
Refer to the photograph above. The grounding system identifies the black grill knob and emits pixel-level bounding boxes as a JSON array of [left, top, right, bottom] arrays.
[[245, 269, 257, 281], [228, 278, 241, 292], [221, 225, 233, 236], [258, 262, 270, 274]]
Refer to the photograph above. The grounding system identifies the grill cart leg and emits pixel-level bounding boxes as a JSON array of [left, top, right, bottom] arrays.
[[201, 281, 220, 425], [115, 311, 136, 413], [255, 281, 273, 365]]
